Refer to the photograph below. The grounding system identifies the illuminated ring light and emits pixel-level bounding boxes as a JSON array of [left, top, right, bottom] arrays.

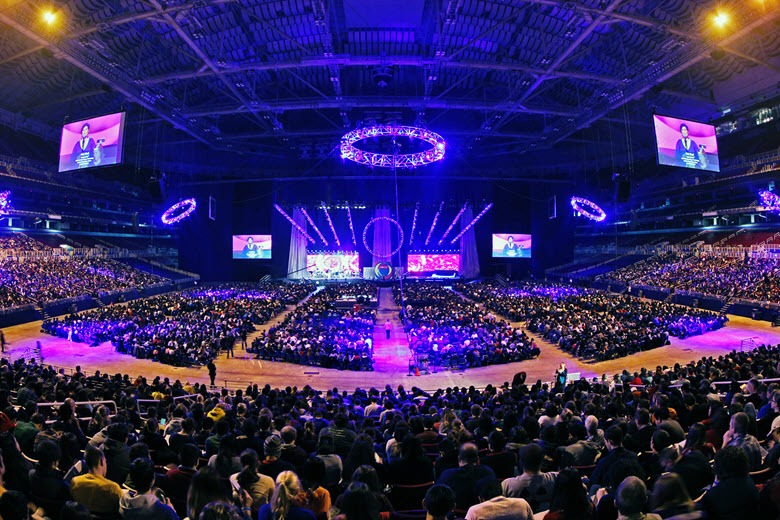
[[161, 198, 197, 225], [363, 216, 405, 258], [570, 196, 606, 222], [374, 261, 394, 280], [341, 125, 446, 169]]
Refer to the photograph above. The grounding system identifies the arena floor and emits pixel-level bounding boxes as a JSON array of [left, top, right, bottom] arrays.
[[4, 289, 780, 392]]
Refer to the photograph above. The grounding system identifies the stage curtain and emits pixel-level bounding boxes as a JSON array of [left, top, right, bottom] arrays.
[[459, 206, 480, 278], [371, 207, 392, 266], [287, 208, 308, 279]]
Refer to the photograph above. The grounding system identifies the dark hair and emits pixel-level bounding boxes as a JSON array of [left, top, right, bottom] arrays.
[[84, 445, 104, 471], [679, 123, 689, 132], [188, 468, 230, 520], [181, 443, 201, 468], [605, 425, 623, 447], [488, 430, 506, 450], [548, 468, 590, 519], [340, 482, 380, 520], [651, 473, 693, 513], [423, 484, 456, 518], [81, 123, 91, 133], [713, 446, 750, 480], [129, 457, 155, 493], [0, 490, 29, 520], [301, 456, 326, 490], [652, 430, 672, 453], [519, 443, 543, 472], [616, 477, 648, 515], [35, 440, 61, 468], [350, 465, 382, 494], [61, 501, 91, 520], [683, 423, 707, 451], [198, 501, 250, 520]]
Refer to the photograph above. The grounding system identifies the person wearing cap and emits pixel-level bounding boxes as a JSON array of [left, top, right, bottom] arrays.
[[259, 435, 294, 481]]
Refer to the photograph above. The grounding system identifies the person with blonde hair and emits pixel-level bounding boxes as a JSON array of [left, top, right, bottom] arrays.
[[258, 471, 315, 520]]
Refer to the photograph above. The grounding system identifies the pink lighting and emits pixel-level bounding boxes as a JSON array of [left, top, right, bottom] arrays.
[[570, 196, 607, 222], [321, 205, 340, 247], [340, 125, 446, 168], [346, 206, 357, 245], [161, 198, 196, 225], [425, 201, 444, 246], [408, 253, 460, 273], [438, 203, 467, 245]]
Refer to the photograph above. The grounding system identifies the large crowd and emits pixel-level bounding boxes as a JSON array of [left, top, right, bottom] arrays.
[[0, 341, 777, 520], [398, 283, 540, 368], [456, 282, 726, 361], [603, 252, 780, 302], [40, 282, 315, 366], [249, 283, 377, 371]]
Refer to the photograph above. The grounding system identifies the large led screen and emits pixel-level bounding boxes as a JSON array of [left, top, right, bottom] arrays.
[[653, 114, 720, 172], [307, 253, 360, 278], [232, 235, 272, 259], [59, 112, 127, 172], [492, 234, 532, 258], [407, 254, 460, 272]]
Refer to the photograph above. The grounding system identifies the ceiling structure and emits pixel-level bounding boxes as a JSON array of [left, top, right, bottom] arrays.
[[0, 0, 778, 182]]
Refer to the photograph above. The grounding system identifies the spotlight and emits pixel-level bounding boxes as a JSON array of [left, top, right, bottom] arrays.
[[712, 11, 729, 28], [42, 10, 57, 24]]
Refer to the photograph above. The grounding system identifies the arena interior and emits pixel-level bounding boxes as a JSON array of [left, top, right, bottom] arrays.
[[0, 1, 779, 519]]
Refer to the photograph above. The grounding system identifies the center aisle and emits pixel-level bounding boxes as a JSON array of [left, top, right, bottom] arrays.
[[370, 287, 411, 376]]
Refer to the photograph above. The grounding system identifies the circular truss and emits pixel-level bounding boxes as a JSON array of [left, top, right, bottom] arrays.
[[570, 196, 607, 222], [340, 125, 446, 169], [161, 198, 197, 225], [363, 216, 405, 258]]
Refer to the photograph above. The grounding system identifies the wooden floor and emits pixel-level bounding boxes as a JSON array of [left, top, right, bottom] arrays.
[[4, 292, 780, 391]]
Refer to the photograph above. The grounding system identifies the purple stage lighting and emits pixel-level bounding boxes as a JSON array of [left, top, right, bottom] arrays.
[[438, 203, 467, 245], [450, 203, 493, 244], [363, 216, 404, 258], [300, 208, 329, 245], [274, 204, 315, 243], [161, 198, 196, 225], [425, 201, 444, 246], [570, 196, 607, 222], [322, 205, 340, 247], [409, 203, 419, 245], [759, 190, 780, 212], [346, 206, 357, 245], [340, 125, 446, 168]]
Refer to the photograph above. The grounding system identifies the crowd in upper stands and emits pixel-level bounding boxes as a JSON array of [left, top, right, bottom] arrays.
[[249, 283, 377, 371], [41, 282, 315, 366], [398, 283, 540, 368], [456, 282, 726, 361], [603, 252, 780, 302], [0, 340, 778, 520]]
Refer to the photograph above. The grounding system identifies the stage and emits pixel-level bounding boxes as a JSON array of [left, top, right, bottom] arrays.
[[4, 291, 780, 391]]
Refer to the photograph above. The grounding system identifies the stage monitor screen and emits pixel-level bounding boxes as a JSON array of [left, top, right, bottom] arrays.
[[307, 253, 360, 278], [407, 253, 460, 273], [59, 112, 127, 172], [232, 235, 272, 259], [492, 234, 532, 258], [653, 114, 719, 172]]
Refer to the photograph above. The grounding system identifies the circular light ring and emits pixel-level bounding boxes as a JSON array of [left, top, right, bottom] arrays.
[[161, 198, 197, 224], [363, 216, 405, 258], [340, 125, 446, 169], [570, 196, 606, 222]]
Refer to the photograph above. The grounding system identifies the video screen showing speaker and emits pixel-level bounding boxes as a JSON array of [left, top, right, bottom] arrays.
[[59, 112, 127, 172], [232, 235, 272, 259], [407, 254, 460, 273], [653, 114, 719, 172], [307, 253, 360, 278], [492, 234, 532, 258]]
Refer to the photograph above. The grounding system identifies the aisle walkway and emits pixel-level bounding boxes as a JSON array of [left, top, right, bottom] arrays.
[[371, 287, 411, 376]]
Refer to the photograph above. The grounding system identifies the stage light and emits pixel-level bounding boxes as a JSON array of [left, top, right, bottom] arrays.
[[450, 203, 493, 244], [439, 203, 467, 245], [42, 10, 57, 24], [425, 202, 444, 246], [321, 204, 340, 247], [300, 208, 328, 246], [409, 203, 419, 245], [346, 206, 357, 245], [161, 198, 196, 225], [712, 11, 729, 28], [570, 196, 607, 222], [274, 204, 315, 243]]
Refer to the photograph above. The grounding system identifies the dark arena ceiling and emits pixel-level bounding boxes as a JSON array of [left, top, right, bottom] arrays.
[[0, 0, 778, 182]]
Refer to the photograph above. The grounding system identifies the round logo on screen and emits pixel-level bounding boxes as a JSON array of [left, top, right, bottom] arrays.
[[374, 262, 393, 280]]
